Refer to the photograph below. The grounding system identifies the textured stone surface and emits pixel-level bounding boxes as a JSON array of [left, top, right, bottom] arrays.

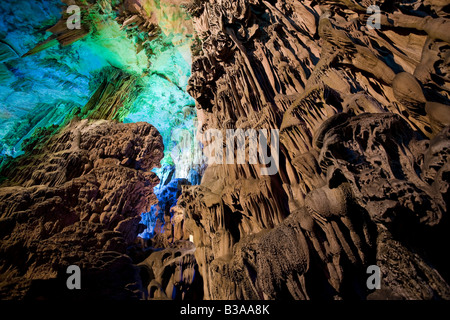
[[139, 240, 203, 300], [0, 119, 163, 299], [1, 0, 450, 301], [180, 0, 450, 300]]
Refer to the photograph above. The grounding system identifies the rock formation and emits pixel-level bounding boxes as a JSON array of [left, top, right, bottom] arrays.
[[1, 0, 450, 301], [138, 240, 203, 300], [180, 0, 450, 300], [0, 119, 163, 299]]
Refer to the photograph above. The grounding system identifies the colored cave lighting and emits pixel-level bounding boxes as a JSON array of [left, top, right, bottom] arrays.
[[0, 0, 196, 165], [0, 0, 198, 238]]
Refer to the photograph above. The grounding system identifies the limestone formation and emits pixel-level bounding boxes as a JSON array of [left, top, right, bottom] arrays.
[[181, 0, 450, 300], [1, 0, 450, 301], [0, 119, 164, 299], [138, 240, 203, 300]]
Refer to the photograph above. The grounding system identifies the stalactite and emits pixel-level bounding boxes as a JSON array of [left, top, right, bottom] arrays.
[[181, 0, 450, 300]]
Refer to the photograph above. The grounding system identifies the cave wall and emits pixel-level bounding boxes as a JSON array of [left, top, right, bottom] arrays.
[[0, 0, 196, 168], [0, 119, 164, 299], [1, 0, 450, 301], [0, 0, 195, 300], [181, 0, 450, 300]]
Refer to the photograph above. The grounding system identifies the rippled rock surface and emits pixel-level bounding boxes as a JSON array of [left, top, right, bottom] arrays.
[[181, 0, 450, 300], [0, 120, 163, 299]]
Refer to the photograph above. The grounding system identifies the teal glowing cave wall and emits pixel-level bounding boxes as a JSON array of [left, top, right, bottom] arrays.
[[1, 0, 196, 159], [0, 0, 198, 238]]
